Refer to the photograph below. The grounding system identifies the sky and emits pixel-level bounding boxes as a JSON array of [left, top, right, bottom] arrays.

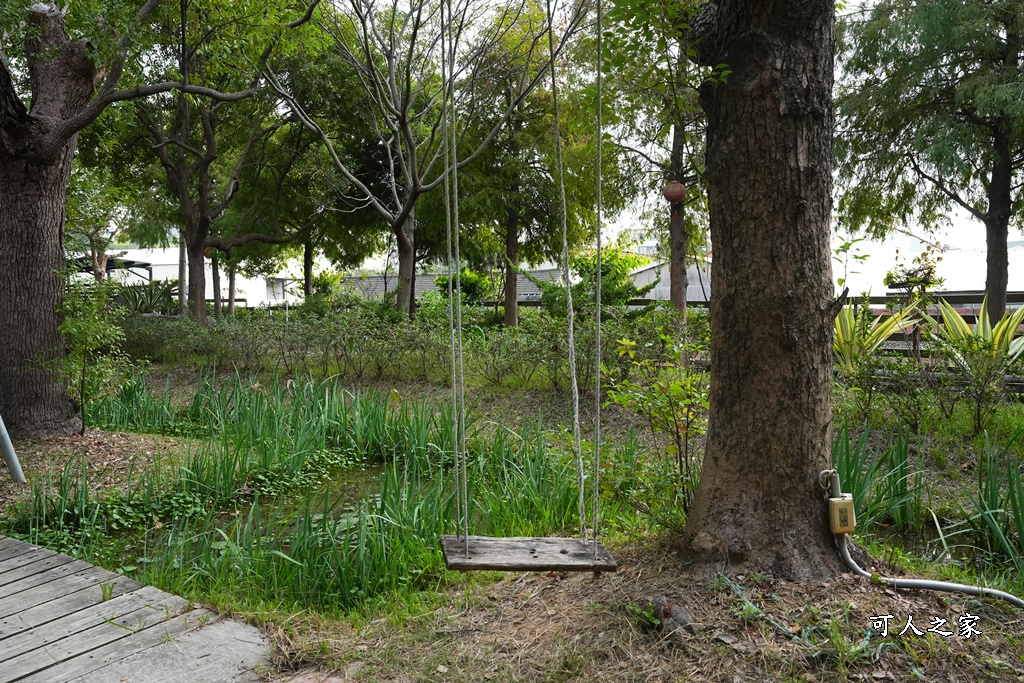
[[832, 211, 1024, 296]]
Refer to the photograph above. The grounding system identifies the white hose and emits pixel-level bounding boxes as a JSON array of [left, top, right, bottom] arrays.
[[837, 522, 1024, 609], [823, 469, 1024, 609]]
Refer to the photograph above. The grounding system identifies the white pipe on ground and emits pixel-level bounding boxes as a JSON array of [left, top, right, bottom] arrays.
[[824, 470, 1024, 609]]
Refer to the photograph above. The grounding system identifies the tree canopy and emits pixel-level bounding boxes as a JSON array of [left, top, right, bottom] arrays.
[[837, 0, 1024, 321]]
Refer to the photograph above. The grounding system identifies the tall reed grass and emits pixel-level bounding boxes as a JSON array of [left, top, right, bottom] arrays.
[[7, 376, 616, 613], [831, 423, 924, 532]]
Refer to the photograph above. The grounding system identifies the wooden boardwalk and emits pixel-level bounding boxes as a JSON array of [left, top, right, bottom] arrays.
[[0, 534, 260, 682]]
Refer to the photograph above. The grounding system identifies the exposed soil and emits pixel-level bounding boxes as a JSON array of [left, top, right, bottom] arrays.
[[0, 430, 186, 511], [268, 540, 1024, 683]]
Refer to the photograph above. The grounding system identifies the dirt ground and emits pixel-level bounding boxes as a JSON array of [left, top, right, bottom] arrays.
[[0, 430, 186, 510], [264, 539, 1024, 683], [3, 415, 1022, 682]]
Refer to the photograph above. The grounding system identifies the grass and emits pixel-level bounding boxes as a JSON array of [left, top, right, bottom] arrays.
[[3, 375, 637, 616], [831, 423, 925, 532], [7, 362, 1024, 680]]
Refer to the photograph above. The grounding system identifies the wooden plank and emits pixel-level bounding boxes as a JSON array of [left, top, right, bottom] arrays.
[[0, 537, 39, 562], [0, 591, 193, 683], [0, 565, 126, 619], [0, 535, 32, 551], [0, 545, 61, 578], [0, 571, 140, 635], [0, 557, 91, 601], [0, 586, 187, 666], [15, 608, 216, 683], [440, 536, 617, 572]]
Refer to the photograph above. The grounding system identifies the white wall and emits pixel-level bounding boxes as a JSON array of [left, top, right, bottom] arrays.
[[110, 248, 304, 307]]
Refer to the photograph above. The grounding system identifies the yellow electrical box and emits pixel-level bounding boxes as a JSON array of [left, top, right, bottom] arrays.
[[830, 494, 856, 534]]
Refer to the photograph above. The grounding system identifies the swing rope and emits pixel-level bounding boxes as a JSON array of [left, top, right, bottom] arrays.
[[592, 0, 604, 558], [439, 0, 612, 570], [440, 0, 470, 554], [545, 0, 589, 543]]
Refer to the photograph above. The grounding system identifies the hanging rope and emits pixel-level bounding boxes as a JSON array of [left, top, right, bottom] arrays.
[[440, 0, 470, 554], [545, 0, 588, 542], [591, 0, 604, 558], [438, 0, 607, 562]]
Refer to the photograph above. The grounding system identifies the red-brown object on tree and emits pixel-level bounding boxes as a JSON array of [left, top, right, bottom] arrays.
[[662, 181, 687, 203]]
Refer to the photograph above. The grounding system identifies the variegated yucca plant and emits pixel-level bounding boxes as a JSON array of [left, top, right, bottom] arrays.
[[833, 300, 919, 375], [927, 296, 1024, 433], [927, 296, 1024, 370]]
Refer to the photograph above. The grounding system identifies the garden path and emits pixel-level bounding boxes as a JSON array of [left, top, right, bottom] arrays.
[[0, 534, 268, 682]]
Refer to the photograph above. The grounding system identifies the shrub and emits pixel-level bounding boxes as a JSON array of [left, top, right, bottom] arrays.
[[56, 275, 133, 432]]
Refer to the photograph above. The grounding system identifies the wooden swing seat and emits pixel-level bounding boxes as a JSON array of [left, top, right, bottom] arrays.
[[440, 535, 617, 572]]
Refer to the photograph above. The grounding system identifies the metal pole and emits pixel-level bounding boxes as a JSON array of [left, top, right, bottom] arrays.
[[0, 413, 25, 484]]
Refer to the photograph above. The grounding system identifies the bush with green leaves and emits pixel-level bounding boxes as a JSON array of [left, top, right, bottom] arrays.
[[524, 246, 655, 318], [927, 297, 1024, 434], [433, 268, 495, 306], [831, 424, 924, 533], [118, 280, 178, 315], [833, 296, 918, 378], [605, 334, 709, 515], [56, 275, 134, 432], [962, 435, 1024, 570]]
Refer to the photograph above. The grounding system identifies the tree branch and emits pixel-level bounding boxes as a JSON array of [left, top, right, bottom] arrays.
[[204, 229, 304, 253], [0, 52, 29, 131], [907, 155, 986, 223], [264, 67, 396, 223]]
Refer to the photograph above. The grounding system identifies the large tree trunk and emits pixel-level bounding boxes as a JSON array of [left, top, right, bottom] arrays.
[[0, 6, 104, 437], [683, 1, 842, 580], [984, 128, 1012, 325], [395, 210, 415, 317], [503, 206, 520, 327], [0, 153, 81, 438]]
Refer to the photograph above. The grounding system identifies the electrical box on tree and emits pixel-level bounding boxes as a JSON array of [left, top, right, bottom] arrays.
[[829, 494, 856, 534]]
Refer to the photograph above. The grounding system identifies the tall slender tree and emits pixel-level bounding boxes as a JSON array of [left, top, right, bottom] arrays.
[[456, 4, 638, 325], [605, 0, 712, 314], [267, 0, 586, 316]]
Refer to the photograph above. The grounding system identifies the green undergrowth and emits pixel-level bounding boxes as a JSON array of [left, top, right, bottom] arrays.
[[1, 376, 637, 615], [834, 421, 1024, 594], [854, 533, 1024, 604]]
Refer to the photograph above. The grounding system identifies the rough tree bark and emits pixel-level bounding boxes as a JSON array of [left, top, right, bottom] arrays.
[[0, 7, 101, 437], [984, 127, 1012, 323], [681, 0, 843, 580]]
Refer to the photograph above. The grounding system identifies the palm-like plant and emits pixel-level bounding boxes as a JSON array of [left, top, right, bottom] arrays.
[[928, 296, 1024, 369], [833, 301, 919, 375], [927, 296, 1024, 433]]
